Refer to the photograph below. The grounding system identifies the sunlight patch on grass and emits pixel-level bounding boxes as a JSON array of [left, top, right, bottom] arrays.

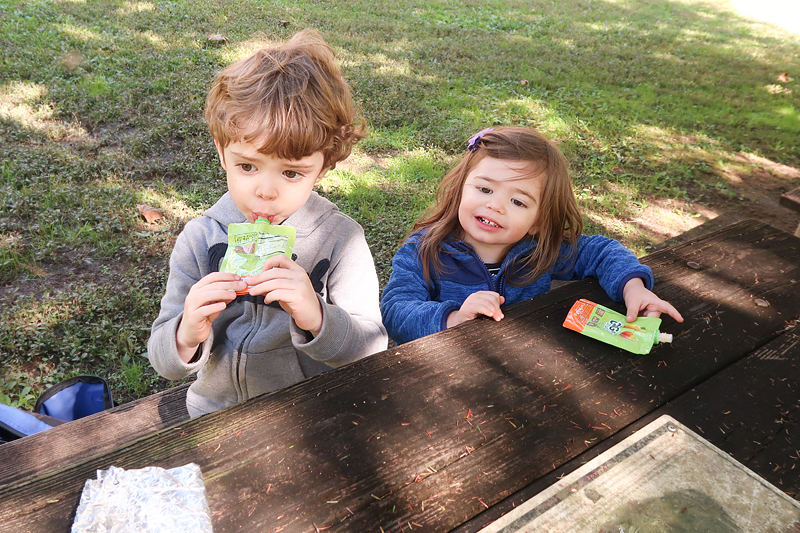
[[728, 0, 800, 34], [141, 186, 206, 226], [57, 24, 104, 44], [118, 1, 155, 14], [630, 198, 718, 246], [138, 30, 168, 48], [0, 81, 47, 104], [0, 95, 86, 141], [217, 38, 280, 64], [373, 54, 411, 77]]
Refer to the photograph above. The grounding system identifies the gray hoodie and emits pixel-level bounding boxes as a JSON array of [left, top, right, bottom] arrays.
[[147, 191, 388, 417]]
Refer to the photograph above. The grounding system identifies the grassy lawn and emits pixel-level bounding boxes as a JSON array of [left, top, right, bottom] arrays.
[[1, 0, 798, 406]]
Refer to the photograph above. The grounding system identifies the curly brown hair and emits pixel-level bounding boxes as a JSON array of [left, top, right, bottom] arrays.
[[205, 29, 365, 169], [412, 126, 583, 286]]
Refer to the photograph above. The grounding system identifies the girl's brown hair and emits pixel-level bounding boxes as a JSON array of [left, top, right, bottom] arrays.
[[412, 126, 583, 286], [205, 29, 365, 169]]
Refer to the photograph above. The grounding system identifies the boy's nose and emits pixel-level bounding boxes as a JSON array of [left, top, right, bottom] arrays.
[[256, 180, 277, 200]]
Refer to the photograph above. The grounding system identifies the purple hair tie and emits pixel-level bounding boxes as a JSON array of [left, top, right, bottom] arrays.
[[467, 127, 494, 152]]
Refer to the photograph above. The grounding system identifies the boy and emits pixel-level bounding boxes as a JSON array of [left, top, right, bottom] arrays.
[[148, 29, 388, 417]]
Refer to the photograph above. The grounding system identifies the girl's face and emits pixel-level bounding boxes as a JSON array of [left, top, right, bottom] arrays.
[[458, 156, 543, 264]]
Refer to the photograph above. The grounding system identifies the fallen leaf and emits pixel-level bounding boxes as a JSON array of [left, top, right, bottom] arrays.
[[520, 79, 529, 86], [754, 298, 770, 307], [207, 34, 228, 45], [777, 72, 791, 83], [136, 204, 164, 223], [279, 20, 290, 27]]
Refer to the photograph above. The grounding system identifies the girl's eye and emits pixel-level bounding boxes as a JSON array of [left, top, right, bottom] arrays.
[[478, 186, 492, 194], [238, 163, 255, 172], [283, 170, 300, 179], [511, 198, 528, 208]]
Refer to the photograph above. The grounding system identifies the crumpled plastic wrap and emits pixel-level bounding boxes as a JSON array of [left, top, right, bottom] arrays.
[[71, 463, 213, 533]]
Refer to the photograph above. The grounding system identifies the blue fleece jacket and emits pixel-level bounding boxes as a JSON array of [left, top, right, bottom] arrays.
[[381, 233, 653, 345]]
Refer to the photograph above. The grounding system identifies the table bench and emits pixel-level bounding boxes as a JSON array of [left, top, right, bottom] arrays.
[[780, 186, 800, 236], [1, 218, 798, 532], [0, 383, 189, 487]]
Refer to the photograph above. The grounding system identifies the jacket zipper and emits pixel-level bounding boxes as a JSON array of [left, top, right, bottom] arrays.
[[235, 299, 259, 402], [468, 249, 507, 297]]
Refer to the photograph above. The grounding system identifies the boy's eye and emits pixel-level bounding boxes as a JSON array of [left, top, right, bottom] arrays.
[[283, 170, 300, 179], [238, 163, 255, 172]]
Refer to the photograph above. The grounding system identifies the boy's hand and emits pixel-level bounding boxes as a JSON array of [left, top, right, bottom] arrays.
[[177, 272, 245, 362], [446, 291, 505, 328], [622, 277, 684, 323], [245, 255, 324, 336]]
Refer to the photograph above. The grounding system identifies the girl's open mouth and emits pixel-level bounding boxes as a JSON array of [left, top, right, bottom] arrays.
[[477, 216, 500, 228]]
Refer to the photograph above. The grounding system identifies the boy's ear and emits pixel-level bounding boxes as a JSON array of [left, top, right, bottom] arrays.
[[315, 168, 329, 184], [214, 139, 227, 171]]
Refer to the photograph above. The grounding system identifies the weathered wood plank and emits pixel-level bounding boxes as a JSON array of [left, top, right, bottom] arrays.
[[780, 187, 800, 214], [1, 220, 798, 533], [0, 383, 189, 487], [452, 326, 800, 533]]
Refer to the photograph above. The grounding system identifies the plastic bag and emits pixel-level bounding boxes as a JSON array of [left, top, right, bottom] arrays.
[[71, 463, 213, 533]]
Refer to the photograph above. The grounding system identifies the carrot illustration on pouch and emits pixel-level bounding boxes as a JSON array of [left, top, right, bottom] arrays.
[[563, 299, 673, 355]]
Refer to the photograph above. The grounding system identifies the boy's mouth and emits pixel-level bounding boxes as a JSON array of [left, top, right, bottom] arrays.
[[477, 216, 501, 228], [253, 213, 276, 223]]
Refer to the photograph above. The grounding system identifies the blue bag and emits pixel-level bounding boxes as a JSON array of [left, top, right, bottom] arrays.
[[0, 375, 113, 444], [0, 403, 56, 443], [34, 375, 113, 421]]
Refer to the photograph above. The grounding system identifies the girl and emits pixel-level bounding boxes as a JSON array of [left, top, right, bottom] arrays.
[[381, 126, 683, 345]]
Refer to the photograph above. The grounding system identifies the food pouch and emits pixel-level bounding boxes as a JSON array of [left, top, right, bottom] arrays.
[[562, 299, 673, 355], [220, 218, 296, 293]]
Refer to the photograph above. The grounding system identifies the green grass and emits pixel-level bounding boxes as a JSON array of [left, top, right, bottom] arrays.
[[1, 0, 799, 406]]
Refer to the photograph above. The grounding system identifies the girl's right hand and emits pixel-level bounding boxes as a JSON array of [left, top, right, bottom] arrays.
[[446, 291, 506, 329], [176, 272, 247, 362]]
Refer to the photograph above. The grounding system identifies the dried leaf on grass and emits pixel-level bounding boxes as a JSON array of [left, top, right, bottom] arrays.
[[207, 34, 228, 45], [777, 72, 791, 83], [136, 204, 164, 223]]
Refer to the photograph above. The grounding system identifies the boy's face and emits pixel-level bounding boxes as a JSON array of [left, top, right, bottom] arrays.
[[458, 156, 543, 264], [216, 140, 327, 225]]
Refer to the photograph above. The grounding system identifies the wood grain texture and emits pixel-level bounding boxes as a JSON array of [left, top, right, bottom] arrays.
[[1, 220, 798, 533], [453, 328, 800, 533], [780, 187, 800, 213], [0, 383, 189, 486]]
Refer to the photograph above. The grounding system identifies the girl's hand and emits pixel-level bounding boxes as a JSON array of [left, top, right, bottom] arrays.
[[245, 254, 324, 336], [622, 277, 684, 323], [177, 272, 245, 362], [446, 291, 506, 328]]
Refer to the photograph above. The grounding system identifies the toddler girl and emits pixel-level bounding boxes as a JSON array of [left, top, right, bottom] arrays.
[[381, 126, 682, 344]]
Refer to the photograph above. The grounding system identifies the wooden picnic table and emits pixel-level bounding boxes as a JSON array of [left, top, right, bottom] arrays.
[[1, 218, 798, 532]]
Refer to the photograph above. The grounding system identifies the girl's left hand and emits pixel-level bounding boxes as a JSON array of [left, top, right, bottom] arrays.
[[244, 254, 324, 336], [622, 278, 684, 323]]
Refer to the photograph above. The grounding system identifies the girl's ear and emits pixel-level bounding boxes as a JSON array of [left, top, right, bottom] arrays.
[[214, 139, 227, 171], [527, 218, 540, 236]]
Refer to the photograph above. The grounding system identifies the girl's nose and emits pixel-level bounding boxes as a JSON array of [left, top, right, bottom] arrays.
[[485, 199, 504, 213]]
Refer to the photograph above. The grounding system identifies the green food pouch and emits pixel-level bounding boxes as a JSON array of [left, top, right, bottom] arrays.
[[563, 299, 673, 355], [220, 218, 296, 291]]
